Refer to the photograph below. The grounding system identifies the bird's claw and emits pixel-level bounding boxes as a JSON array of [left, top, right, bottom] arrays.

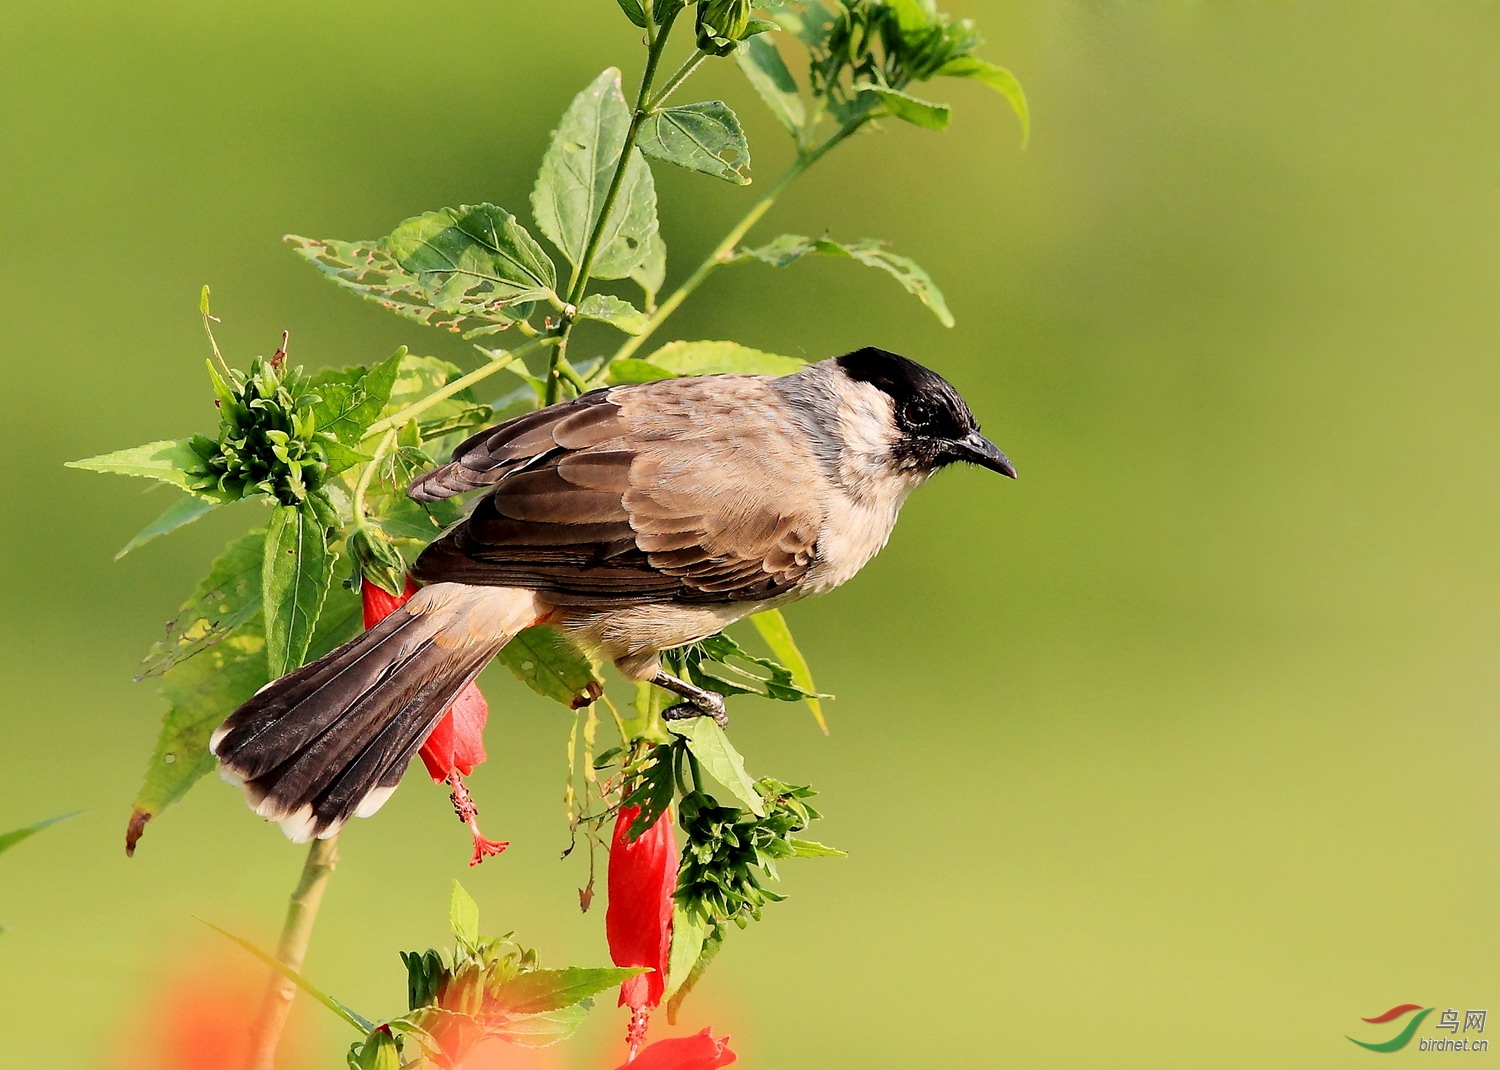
[[661, 697, 729, 729]]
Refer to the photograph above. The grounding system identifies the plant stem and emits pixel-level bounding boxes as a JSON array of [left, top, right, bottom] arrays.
[[243, 835, 340, 1070], [606, 117, 869, 366], [645, 48, 710, 111], [548, 11, 683, 403]]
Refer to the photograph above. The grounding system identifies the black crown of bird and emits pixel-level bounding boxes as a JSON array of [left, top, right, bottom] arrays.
[[210, 347, 1015, 842]]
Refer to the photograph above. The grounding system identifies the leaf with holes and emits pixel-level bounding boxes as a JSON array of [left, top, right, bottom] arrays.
[[733, 234, 954, 326], [498, 626, 603, 709], [287, 236, 527, 338], [639, 101, 751, 185], [532, 68, 659, 281], [386, 204, 558, 315]]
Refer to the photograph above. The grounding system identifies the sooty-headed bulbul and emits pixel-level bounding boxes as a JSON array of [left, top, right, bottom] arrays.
[[211, 347, 1016, 842]]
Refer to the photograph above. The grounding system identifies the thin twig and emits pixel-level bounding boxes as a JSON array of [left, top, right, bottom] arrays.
[[243, 835, 340, 1070]]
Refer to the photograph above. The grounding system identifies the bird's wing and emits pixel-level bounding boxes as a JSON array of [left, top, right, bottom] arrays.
[[409, 376, 824, 607]]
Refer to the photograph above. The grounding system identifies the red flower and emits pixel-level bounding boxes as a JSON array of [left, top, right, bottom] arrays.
[[361, 577, 505, 865], [607, 805, 678, 1054], [610, 1028, 737, 1070]]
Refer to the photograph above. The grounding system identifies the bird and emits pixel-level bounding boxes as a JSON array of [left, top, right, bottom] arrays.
[[210, 346, 1016, 842]]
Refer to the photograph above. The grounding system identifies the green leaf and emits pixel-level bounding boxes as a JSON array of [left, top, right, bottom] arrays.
[[492, 967, 645, 1016], [864, 85, 951, 130], [0, 811, 81, 856], [788, 837, 847, 858], [630, 230, 667, 307], [497, 626, 603, 709], [532, 68, 659, 281], [639, 101, 751, 185], [115, 495, 220, 560], [750, 608, 828, 733], [309, 351, 404, 451], [449, 880, 480, 948], [733, 234, 954, 326], [605, 358, 677, 385], [305, 579, 364, 663], [128, 614, 268, 855], [937, 56, 1030, 146], [140, 530, 264, 678], [576, 293, 648, 335], [646, 339, 806, 377], [202, 918, 376, 1034], [68, 439, 227, 501], [663, 900, 709, 1005], [263, 504, 334, 678], [665, 925, 724, 1025], [735, 36, 806, 141], [287, 236, 529, 338], [386, 204, 558, 313], [668, 718, 764, 815], [489, 1004, 591, 1048], [614, 0, 647, 27]]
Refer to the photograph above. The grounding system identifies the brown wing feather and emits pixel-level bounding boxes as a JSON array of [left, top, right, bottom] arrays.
[[409, 377, 823, 607]]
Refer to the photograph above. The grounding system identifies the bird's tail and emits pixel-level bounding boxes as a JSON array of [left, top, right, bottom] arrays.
[[210, 583, 543, 843]]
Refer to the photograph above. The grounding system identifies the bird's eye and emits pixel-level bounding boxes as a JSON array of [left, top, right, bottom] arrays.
[[902, 399, 935, 429]]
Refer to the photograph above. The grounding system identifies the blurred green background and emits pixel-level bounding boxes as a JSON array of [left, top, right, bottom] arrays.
[[3, 2, 1497, 1067]]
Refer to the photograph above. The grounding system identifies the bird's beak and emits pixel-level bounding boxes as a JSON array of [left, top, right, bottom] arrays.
[[954, 431, 1017, 478]]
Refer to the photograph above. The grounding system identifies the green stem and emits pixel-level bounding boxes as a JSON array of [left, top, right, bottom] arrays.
[[364, 345, 526, 439], [606, 117, 869, 367], [645, 48, 710, 111], [352, 427, 396, 521], [549, 11, 683, 404], [243, 836, 340, 1070]]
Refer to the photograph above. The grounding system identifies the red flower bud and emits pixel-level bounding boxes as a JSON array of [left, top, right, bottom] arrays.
[[607, 805, 677, 1051], [611, 1028, 738, 1070]]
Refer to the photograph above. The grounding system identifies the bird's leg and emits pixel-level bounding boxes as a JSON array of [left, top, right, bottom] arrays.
[[651, 669, 729, 728]]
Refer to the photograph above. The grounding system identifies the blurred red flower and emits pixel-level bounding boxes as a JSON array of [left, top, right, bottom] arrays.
[[606, 805, 677, 1054], [611, 1028, 737, 1070]]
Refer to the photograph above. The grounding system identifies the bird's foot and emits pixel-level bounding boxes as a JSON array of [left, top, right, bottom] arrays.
[[661, 694, 729, 729], [446, 771, 509, 866]]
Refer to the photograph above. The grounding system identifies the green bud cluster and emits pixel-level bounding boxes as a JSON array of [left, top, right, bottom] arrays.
[[188, 356, 337, 517], [675, 779, 823, 928], [346, 1026, 402, 1070], [696, 0, 753, 54], [817, 0, 981, 97]]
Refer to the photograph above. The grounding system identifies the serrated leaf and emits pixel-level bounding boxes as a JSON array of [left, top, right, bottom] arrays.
[[735, 36, 805, 141], [642, 339, 806, 377], [639, 101, 751, 185], [386, 204, 558, 313], [937, 56, 1030, 146], [576, 293, 648, 335], [749, 608, 827, 732], [202, 918, 376, 1034], [309, 351, 404, 449], [492, 967, 645, 1016], [449, 880, 480, 947], [532, 68, 659, 281], [490, 1003, 592, 1048], [733, 234, 954, 326], [128, 615, 267, 854], [668, 718, 764, 815], [288, 236, 528, 338], [0, 811, 81, 857], [263, 504, 333, 678], [663, 900, 709, 1005], [68, 439, 226, 500], [115, 494, 220, 560], [497, 626, 602, 709], [140, 530, 264, 678]]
